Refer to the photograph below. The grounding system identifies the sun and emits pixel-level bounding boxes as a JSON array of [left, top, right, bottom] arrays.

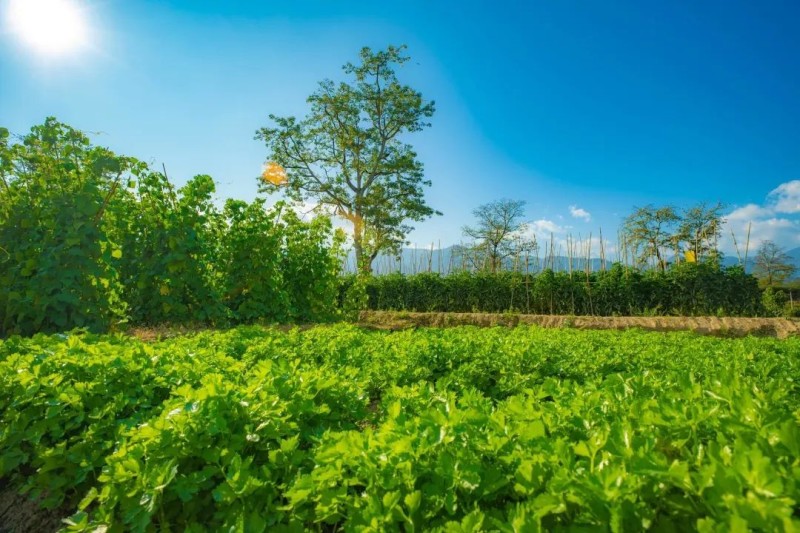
[[5, 0, 90, 57]]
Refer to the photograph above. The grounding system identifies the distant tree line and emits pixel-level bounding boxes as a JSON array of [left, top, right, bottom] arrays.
[[457, 196, 795, 281], [359, 197, 794, 317], [345, 262, 765, 317]]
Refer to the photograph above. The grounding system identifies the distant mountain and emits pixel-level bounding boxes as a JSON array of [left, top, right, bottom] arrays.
[[722, 247, 800, 279], [344, 245, 800, 278], [721, 256, 755, 270], [787, 247, 800, 279], [343, 245, 613, 275], [788, 247, 800, 265]]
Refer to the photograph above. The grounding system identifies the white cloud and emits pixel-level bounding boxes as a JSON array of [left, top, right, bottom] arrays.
[[721, 180, 800, 254], [767, 180, 800, 214], [726, 203, 773, 222], [529, 219, 569, 235], [569, 205, 592, 222], [724, 217, 800, 255], [521, 220, 616, 260]]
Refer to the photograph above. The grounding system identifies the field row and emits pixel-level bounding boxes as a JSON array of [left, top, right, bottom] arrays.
[[1, 325, 798, 531]]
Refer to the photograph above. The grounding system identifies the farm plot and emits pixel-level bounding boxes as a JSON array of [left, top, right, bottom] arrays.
[[1, 325, 798, 532]]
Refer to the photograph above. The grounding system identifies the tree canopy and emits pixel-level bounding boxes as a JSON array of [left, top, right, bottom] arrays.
[[461, 199, 534, 273], [622, 203, 726, 270], [256, 45, 439, 273], [754, 240, 797, 287]]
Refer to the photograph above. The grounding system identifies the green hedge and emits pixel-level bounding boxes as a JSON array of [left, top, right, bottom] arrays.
[[348, 262, 764, 316]]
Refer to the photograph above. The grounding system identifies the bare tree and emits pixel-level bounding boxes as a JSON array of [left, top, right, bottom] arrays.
[[754, 240, 797, 287], [462, 199, 533, 273]]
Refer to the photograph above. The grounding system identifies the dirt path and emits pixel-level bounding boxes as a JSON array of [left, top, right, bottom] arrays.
[[359, 311, 800, 339], [0, 481, 65, 533]]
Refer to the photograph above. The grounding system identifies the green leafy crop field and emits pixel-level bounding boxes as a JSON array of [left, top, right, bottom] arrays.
[[1, 325, 798, 532]]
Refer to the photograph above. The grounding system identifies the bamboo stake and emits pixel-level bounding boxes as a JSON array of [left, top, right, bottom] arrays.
[[599, 227, 606, 272], [586, 233, 594, 316], [525, 254, 531, 311], [586, 232, 592, 276], [731, 228, 743, 265], [447, 245, 454, 275], [743, 222, 752, 274], [567, 234, 573, 276], [557, 244, 564, 271]]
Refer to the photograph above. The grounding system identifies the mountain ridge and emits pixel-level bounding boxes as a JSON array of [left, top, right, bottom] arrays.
[[344, 245, 800, 277]]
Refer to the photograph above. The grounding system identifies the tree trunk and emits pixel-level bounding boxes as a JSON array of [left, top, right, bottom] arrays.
[[654, 243, 665, 272], [352, 216, 372, 275], [353, 235, 364, 274]]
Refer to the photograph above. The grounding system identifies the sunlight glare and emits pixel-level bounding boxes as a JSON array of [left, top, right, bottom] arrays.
[[6, 0, 89, 57]]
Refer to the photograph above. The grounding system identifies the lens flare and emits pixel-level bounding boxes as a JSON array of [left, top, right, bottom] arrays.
[[6, 0, 89, 57]]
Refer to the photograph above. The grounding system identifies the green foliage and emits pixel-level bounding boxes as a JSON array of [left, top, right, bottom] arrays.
[[0, 325, 798, 531], [279, 209, 344, 322], [762, 287, 790, 318], [0, 118, 137, 335], [338, 275, 370, 321], [220, 199, 289, 323], [0, 119, 344, 335], [621, 203, 726, 270], [623, 205, 681, 271], [678, 202, 726, 261], [360, 263, 764, 316], [113, 171, 227, 325]]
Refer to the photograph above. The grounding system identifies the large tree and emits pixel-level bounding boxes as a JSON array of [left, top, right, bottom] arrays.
[[753, 240, 797, 287], [462, 199, 532, 273], [678, 202, 725, 262], [622, 202, 727, 269], [256, 45, 438, 274], [622, 205, 680, 271]]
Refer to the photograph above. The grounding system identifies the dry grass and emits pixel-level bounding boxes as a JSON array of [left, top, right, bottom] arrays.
[[125, 323, 213, 343], [358, 311, 800, 339], [123, 313, 800, 343]]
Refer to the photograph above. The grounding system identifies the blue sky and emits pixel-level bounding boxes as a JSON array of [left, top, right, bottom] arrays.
[[2, 0, 799, 253]]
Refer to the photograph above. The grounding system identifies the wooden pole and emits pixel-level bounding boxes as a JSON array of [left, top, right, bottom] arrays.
[[599, 227, 606, 272], [586, 232, 592, 276], [567, 234, 573, 276], [731, 228, 743, 265], [743, 222, 752, 273]]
